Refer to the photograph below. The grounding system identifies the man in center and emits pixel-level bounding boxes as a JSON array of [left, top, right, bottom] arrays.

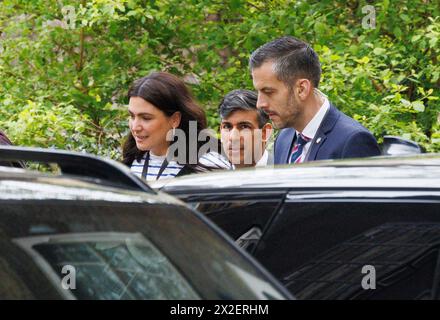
[[218, 89, 273, 168]]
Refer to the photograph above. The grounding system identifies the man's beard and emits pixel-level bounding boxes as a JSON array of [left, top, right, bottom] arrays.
[[279, 93, 300, 129]]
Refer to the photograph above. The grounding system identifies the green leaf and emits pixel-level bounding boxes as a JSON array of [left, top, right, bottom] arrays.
[[393, 27, 402, 38], [412, 101, 425, 112], [373, 48, 386, 55], [355, 56, 370, 64], [314, 21, 328, 36], [411, 35, 421, 42], [400, 98, 411, 107]]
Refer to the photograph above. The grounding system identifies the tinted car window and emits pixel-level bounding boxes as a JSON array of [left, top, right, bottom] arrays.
[[194, 201, 278, 237], [255, 199, 440, 299], [284, 222, 440, 299], [186, 192, 284, 252], [14, 233, 199, 300], [0, 199, 288, 299]]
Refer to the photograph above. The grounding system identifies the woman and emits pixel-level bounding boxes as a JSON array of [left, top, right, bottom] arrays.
[[122, 72, 231, 181]]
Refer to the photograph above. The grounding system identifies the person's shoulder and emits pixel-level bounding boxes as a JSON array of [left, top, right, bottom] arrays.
[[277, 128, 296, 138], [330, 104, 371, 133], [275, 128, 296, 145], [328, 104, 380, 157]]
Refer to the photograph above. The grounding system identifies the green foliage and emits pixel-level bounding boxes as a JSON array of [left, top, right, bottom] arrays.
[[0, 0, 439, 158]]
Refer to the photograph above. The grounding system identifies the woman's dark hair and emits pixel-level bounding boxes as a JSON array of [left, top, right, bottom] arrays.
[[122, 72, 215, 168]]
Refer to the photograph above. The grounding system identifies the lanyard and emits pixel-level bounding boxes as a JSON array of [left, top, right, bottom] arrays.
[[141, 151, 169, 181]]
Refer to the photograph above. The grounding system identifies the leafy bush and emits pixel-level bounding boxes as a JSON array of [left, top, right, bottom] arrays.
[[0, 0, 439, 158]]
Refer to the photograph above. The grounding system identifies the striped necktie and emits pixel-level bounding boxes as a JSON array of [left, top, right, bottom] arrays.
[[290, 133, 311, 164]]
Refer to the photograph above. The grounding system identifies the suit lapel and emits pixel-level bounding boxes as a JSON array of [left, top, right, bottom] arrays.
[[277, 128, 296, 164], [306, 104, 340, 161], [285, 130, 296, 163]]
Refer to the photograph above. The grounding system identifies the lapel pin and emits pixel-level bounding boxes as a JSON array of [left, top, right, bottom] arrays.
[[316, 137, 322, 144]]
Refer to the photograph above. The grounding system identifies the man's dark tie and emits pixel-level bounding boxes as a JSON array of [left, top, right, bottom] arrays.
[[289, 133, 311, 164]]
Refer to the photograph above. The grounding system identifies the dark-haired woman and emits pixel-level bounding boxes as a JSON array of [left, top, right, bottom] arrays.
[[122, 72, 231, 181]]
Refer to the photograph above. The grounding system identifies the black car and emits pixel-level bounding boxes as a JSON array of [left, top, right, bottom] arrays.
[[152, 154, 440, 299], [0, 146, 291, 300]]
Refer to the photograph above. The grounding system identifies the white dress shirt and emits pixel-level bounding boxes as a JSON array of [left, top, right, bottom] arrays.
[[256, 150, 269, 167], [290, 96, 330, 163]]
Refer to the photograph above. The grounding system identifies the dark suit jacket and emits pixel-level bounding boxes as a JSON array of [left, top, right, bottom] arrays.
[[274, 104, 381, 164]]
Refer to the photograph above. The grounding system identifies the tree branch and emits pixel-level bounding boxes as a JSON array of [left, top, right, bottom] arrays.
[[77, 26, 85, 72], [77, 0, 87, 72]]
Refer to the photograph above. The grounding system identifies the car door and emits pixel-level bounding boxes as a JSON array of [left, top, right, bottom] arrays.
[[253, 188, 440, 299], [0, 195, 291, 299]]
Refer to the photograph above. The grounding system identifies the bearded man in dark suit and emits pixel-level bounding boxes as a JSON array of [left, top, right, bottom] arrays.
[[250, 36, 380, 164]]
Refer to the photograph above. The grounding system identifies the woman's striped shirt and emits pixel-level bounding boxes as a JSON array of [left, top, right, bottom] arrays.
[[130, 151, 232, 181]]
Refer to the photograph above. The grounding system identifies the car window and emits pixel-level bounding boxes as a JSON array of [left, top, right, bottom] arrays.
[[284, 222, 440, 299], [188, 194, 283, 253], [13, 232, 199, 300], [194, 201, 278, 235], [0, 200, 289, 300], [255, 199, 440, 299]]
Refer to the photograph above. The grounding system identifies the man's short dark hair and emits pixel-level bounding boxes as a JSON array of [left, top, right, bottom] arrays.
[[249, 36, 321, 88], [219, 89, 269, 128]]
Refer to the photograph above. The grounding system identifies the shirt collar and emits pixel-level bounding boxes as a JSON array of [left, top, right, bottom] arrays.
[[297, 96, 330, 141]]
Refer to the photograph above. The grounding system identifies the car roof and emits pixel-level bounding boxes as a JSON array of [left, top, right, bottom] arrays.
[[0, 145, 154, 193], [0, 165, 183, 205], [0, 146, 182, 205], [151, 153, 440, 192]]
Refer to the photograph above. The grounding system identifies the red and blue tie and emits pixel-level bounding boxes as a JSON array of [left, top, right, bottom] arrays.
[[290, 133, 311, 164]]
